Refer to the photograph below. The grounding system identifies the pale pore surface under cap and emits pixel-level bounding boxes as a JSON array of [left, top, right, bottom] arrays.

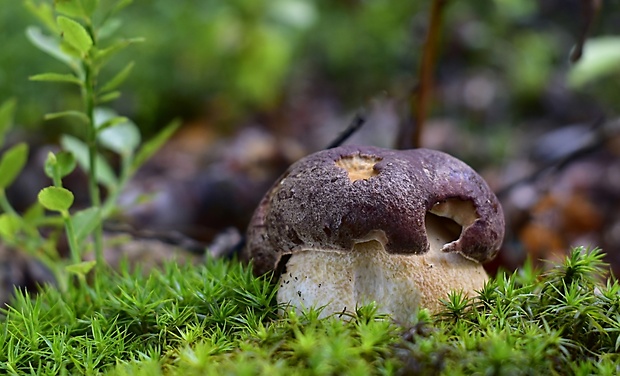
[[277, 214, 488, 322]]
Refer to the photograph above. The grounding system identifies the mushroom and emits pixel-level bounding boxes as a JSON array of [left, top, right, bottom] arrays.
[[243, 145, 504, 322]]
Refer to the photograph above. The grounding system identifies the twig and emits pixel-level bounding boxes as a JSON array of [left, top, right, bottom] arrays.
[[570, 0, 602, 63], [402, 0, 448, 149], [495, 116, 608, 199], [326, 110, 367, 149], [103, 222, 210, 254]]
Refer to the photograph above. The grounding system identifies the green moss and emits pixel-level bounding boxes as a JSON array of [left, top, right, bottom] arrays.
[[1, 248, 619, 375]]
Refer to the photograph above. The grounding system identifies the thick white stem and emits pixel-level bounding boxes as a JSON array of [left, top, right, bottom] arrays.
[[277, 217, 488, 322]]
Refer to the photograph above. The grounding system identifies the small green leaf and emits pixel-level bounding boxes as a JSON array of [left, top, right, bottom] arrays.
[[99, 61, 134, 94], [30, 72, 82, 86], [45, 151, 76, 180], [56, 151, 77, 178], [0, 99, 16, 132], [81, 0, 99, 18], [95, 111, 129, 131], [131, 119, 180, 174], [82, 0, 100, 16], [23, 202, 45, 226], [111, 0, 133, 16], [0, 143, 29, 189], [98, 91, 121, 104], [93, 42, 128, 64], [98, 115, 128, 131], [99, 120, 141, 156], [93, 107, 121, 129], [0, 214, 21, 242], [94, 108, 140, 155], [0, 98, 17, 146], [65, 260, 97, 276], [98, 18, 122, 40], [26, 26, 79, 70], [57, 16, 93, 55], [72, 207, 100, 242], [59, 40, 83, 58], [23, 0, 59, 34], [61, 135, 118, 188], [44, 110, 89, 124], [44, 151, 57, 179], [38, 186, 74, 212], [55, 0, 86, 18], [93, 37, 144, 66]]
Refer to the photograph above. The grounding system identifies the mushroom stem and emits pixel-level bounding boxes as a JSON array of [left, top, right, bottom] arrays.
[[277, 224, 488, 322]]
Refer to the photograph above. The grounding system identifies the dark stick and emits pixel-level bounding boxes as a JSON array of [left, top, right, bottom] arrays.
[[496, 116, 607, 199], [103, 222, 209, 254], [570, 0, 601, 63], [404, 0, 448, 149], [326, 110, 367, 149]]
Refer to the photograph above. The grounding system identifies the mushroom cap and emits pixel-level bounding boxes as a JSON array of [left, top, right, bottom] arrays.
[[244, 145, 504, 276]]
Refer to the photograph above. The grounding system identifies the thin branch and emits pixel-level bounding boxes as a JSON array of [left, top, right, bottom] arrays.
[[103, 222, 210, 254], [570, 0, 602, 63], [326, 110, 367, 149], [495, 116, 609, 199], [404, 0, 448, 149]]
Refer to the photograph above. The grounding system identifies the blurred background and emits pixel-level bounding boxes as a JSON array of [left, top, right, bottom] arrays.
[[2, 0, 620, 284]]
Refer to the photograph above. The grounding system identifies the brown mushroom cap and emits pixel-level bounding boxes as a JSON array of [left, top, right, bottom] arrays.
[[244, 145, 504, 276]]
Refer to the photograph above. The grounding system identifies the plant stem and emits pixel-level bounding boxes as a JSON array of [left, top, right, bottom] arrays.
[[0, 188, 18, 217], [84, 64, 105, 271], [62, 211, 81, 265]]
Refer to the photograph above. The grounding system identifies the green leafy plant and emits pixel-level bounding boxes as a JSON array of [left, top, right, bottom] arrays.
[[26, 0, 143, 271], [0, 100, 67, 287], [0, 0, 179, 290]]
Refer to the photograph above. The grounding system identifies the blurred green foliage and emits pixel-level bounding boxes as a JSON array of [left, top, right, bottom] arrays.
[[1, 0, 620, 138]]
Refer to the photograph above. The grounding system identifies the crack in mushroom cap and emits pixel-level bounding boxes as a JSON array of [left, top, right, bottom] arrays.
[[244, 145, 505, 276]]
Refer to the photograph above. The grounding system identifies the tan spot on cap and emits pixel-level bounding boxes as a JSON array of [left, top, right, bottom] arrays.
[[335, 155, 382, 182]]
